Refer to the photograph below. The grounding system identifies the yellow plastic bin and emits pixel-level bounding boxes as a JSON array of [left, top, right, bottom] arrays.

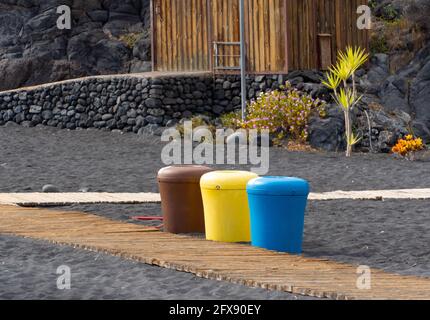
[[200, 171, 259, 242]]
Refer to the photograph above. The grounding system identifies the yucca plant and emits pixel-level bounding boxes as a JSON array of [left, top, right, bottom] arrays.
[[322, 46, 369, 157]]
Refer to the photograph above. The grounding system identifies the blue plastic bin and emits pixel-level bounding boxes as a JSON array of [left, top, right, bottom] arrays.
[[247, 177, 310, 254]]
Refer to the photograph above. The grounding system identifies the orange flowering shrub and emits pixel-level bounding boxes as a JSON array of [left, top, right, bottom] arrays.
[[392, 135, 424, 159]]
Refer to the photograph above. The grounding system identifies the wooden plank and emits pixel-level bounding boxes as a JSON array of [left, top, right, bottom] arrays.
[[334, 0, 341, 59], [286, 0, 292, 69], [276, 0, 284, 71], [197, 0, 202, 70], [308, 0, 314, 69], [205, 0, 212, 70], [311, 0, 318, 69], [300, 0, 306, 69], [283, 0, 288, 72], [232, 0, 240, 68], [177, 1, 183, 70], [345, 0, 351, 47], [351, 0, 356, 46], [182, 0, 188, 70], [356, 0, 363, 49], [330, 0, 336, 64], [212, 0, 218, 69], [244, 0, 251, 71], [150, 0, 156, 71], [227, 0, 233, 68], [223, 0, 228, 68], [287, 0, 297, 70], [162, 0, 168, 71], [1, 204, 429, 300], [263, 0, 270, 70], [218, 0, 225, 68], [192, 0, 198, 70], [167, 0, 173, 70], [258, 0, 266, 71], [341, 0, 347, 50], [172, 0, 177, 70], [252, 0, 261, 71], [269, 0, 283, 71], [187, 0, 193, 70], [155, 0, 162, 70]]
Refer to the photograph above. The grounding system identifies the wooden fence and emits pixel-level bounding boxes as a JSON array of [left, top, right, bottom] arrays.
[[152, 0, 369, 73]]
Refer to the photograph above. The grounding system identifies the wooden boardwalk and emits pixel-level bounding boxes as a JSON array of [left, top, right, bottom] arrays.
[[1, 189, 429, 206], [0, 204, 429, 300]]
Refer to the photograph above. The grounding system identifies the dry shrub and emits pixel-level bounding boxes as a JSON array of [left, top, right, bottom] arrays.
[[370, 1, 428, 71], [405, 0, 430, 34]]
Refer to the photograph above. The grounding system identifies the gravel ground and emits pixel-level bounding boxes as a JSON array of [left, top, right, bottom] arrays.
[[0, 124, 429, 299]]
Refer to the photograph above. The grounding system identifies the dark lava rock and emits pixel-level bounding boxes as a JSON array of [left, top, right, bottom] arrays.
[[0, 0, 151, 91], [308, 114, 346, 152]]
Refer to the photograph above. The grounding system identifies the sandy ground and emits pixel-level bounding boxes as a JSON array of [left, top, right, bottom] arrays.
[[0, 235, 316, 300], [1, 124, 430, 194], [0, 124, 429, 299]]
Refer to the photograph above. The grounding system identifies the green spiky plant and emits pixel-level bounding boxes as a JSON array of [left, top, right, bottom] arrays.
[[322, 46, 369, 157]]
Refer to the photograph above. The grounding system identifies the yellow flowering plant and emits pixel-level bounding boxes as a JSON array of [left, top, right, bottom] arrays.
[[392, 135, 424, 160], [322, 46, 369, 157]]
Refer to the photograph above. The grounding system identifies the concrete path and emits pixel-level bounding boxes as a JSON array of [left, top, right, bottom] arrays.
[[0, 189, 429, 206]]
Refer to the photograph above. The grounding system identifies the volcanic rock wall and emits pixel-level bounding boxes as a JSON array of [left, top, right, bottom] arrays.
[[0, 73, 289, 135], [0, 0, 151, 91]]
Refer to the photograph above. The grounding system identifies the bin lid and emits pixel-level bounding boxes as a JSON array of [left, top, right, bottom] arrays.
[[200, 171, 259, 190], [158, 165, 213, 183], [247, 177, 310, 196]]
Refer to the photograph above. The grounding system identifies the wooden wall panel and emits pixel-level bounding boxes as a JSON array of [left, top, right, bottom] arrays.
[[153, 0, 210, 71], [288, 0, 369, 70], [152, 0, 369, 73], [210, 0, 287, 73]]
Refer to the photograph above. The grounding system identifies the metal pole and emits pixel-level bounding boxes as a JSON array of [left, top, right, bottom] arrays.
[[239, 0, 246, 121]]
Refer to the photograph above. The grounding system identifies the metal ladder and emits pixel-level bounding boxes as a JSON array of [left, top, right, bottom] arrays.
[[213, 41, 241, 71]]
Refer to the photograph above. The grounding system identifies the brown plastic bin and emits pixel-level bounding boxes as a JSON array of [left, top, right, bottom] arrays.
[[158, 165, 213, 234]]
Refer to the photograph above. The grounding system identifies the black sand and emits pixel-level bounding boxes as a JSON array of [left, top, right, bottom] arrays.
[[1, 124, 430, 193], [0, 235, 318, 300]]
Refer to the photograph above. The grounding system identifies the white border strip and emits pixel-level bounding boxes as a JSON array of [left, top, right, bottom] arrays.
[[0, 189, 429, 206]]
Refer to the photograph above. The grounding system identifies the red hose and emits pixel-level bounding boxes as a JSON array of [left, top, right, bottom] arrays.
[[132, 216, 164, 221], [132, 216, 164, 230]]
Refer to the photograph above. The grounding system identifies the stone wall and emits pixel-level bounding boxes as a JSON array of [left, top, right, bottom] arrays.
[[0, 73, 291, 135], [1, 69, 426, 153]]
